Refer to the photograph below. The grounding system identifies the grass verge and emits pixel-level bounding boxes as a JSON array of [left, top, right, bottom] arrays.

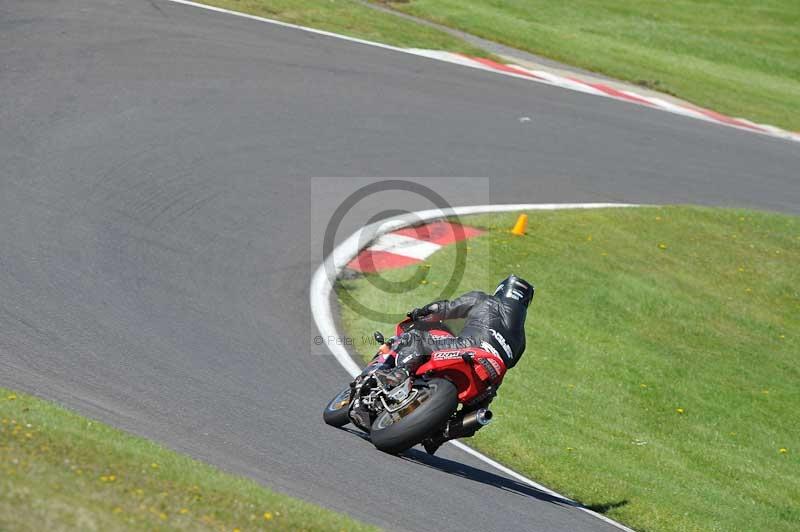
[[0, 387, 375, 531], [381, 0, 800, 131], [194, 0, 489, 56], [338, 206, 800, 532]]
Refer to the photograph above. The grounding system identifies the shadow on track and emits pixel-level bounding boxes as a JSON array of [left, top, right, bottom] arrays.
[[336, 427, 628, 514], [398, 448, 572, 505], [400, 448, 628, 515]]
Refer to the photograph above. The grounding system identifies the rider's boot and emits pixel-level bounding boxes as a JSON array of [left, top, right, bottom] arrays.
[[373, 366, 410, 388], [373, 340, 429, 388], [422, 433, 448, 455]]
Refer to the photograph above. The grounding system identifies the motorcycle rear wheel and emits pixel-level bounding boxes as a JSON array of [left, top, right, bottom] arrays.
[[370, 378, 457, 454], [323, 386, 352, 427]]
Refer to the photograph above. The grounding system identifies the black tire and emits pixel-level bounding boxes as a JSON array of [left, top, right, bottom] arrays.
[[370, 378, 458, 454], [323, 386, 352, 428]]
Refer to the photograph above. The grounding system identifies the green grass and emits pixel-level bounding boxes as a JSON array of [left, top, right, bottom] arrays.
[[383, 0, 800, 131], [0, 388, 375, 531], [196, 0, 490, 56], [338, 206, 800, 532]]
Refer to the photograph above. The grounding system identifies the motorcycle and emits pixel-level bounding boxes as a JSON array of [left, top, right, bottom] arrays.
[[323, 318, 503, 454]]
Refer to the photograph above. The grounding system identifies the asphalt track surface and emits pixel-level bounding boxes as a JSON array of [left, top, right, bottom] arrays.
[[1, 1, 798, 530]]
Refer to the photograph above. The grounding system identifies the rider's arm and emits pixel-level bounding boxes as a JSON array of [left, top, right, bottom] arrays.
[[410, 291, 489, 321]]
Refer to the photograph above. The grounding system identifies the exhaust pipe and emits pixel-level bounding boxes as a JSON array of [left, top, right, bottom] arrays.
[[464, 408, 493, 429], [446, 408, 493, 439]]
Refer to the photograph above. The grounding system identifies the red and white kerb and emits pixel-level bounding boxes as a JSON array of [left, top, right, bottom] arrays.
[[346, 221, 483, 273]]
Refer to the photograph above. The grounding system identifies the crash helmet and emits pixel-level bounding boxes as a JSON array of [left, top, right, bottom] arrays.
[[494, 274, 534, 307]]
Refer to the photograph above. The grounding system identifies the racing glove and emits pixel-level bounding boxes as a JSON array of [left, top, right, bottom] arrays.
[[406, 302, 442, 322]]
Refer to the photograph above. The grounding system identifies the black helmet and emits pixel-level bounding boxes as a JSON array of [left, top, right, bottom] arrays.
[[494, 274, 534, 307]]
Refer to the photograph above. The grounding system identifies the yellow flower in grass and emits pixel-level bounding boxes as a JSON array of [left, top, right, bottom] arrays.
[[150, 462, 159, 469], [658, 243, 667, 250], [179, 508, 189, 515], [263, 512, 273, 521], [676, 408, 685, 415], [6, 395, 16, 401], [779, 448, 788, 454]]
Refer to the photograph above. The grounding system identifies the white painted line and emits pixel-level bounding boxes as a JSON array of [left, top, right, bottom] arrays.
[[531, 71, 608, 96], [310, 202, 639, 532], [645, 97, 723, 122], [406, 49, 482, 67], [368, 233, 442, 260], [449, 440, 637, 532], [166, 0, 798, 144]]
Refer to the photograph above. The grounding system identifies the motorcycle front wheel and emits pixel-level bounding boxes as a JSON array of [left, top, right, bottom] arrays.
[[323, 386, 352, 427], [370, 378, 458, 454]]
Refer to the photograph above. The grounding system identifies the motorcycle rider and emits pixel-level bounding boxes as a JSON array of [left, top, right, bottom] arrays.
[[372, 274, 534, 454]]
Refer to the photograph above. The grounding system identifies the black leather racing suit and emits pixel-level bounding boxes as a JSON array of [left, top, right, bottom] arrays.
[[395, 290, 528, 373]]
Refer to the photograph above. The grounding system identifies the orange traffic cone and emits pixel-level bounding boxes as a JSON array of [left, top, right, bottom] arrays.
[[511, 214, 528, 236]]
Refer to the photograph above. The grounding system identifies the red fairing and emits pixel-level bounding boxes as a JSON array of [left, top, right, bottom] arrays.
[[394, 318, 505, 404], [415, 348, 506, 403]]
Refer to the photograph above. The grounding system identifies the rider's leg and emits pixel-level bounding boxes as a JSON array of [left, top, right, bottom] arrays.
[[357, 350, 395, 378], [373, 329, 433, 386]]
